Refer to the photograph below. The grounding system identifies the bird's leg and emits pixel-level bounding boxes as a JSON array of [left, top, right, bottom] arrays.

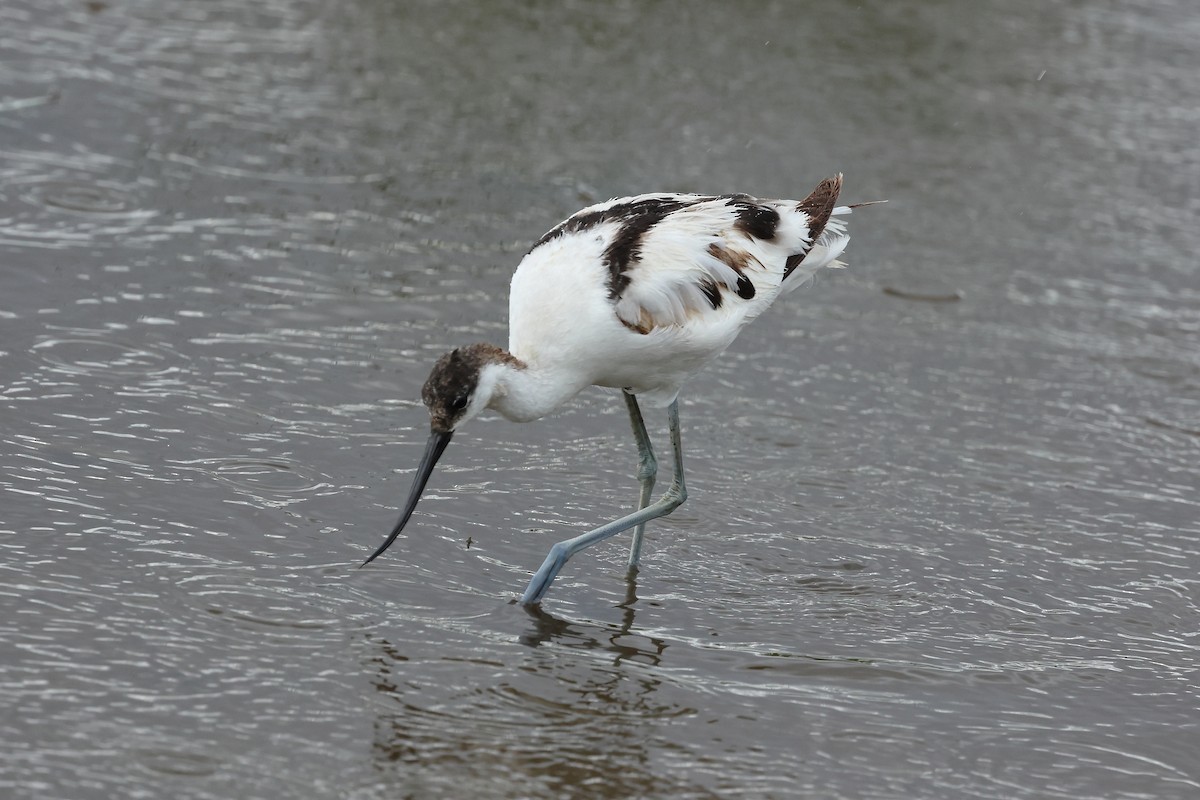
[[520, 399, 688, 606], [623, 390, 657, 568]]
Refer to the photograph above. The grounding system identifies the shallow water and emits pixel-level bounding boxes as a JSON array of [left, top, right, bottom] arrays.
[[2, 0, 1198, 798]]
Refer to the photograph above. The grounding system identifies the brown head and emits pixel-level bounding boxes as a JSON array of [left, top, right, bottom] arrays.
[[421, 343, 517, 433]]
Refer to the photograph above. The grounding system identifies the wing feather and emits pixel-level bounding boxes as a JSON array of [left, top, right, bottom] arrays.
[[521, 177, 860, 335], [612, 181, 845, 331]]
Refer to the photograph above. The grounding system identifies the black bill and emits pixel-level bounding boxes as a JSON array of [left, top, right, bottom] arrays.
[[361, 429, 454, 567]]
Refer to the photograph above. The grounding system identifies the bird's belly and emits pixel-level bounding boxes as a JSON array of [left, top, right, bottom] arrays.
[[584, 324, 741, 403]]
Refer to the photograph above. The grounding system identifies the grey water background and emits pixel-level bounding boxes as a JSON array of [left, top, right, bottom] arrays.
[[2, 0, 1197, 797]]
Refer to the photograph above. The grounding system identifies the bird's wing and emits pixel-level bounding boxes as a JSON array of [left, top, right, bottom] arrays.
[[525, 177, 851, 334], [610, 178, 848, 332]]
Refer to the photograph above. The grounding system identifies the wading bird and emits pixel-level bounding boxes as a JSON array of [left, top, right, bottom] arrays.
[[364, 175, 877, 605]]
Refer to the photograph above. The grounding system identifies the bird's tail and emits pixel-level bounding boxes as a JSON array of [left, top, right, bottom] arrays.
[[783, 177, 885, 289]]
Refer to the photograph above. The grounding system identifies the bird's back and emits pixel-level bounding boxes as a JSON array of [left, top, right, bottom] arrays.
[[507, 177, 856, 403]]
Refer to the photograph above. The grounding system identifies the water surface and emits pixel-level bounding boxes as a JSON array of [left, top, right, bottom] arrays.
[[2, 1, 1198, 798]]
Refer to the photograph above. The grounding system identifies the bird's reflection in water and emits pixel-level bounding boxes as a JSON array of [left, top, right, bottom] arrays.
[[517, 568, 666, 666], [361, 573, 690, 797]]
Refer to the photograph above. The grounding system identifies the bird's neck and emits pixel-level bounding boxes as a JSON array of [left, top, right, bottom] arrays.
[[482, 359, 589, 423]]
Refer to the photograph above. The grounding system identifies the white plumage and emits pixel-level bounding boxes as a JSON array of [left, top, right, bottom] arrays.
[[364, 174, 879, 606], [505, 187, 853, 409]]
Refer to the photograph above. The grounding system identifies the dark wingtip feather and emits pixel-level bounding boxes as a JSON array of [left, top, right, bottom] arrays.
[[797, 174, 843, 243], [784, 175, 844, 281]]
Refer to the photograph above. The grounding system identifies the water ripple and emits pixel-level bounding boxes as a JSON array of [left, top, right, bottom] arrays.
[[3, 0, 1199, 798], [25, 181, 143, 215], [32, 335, 181, 377]]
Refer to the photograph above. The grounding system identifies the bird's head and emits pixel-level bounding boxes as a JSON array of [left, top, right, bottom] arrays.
[[421, 344, 507, 434], [360, 343, 514, 567]]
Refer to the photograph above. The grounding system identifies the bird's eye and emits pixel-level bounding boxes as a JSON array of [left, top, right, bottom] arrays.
[[449, 394, 470, 411]]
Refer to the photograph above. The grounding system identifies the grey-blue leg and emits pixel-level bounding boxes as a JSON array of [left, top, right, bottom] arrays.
[[623, 390, 657, 568], [520, 398, 687, 606]]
